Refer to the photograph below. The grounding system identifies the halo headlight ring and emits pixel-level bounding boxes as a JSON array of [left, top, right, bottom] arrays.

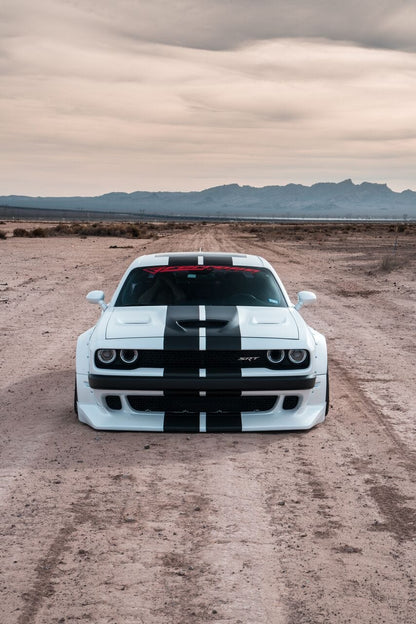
[[120, 349, 139, 364], [266, 349, 285, 364], [288, 349, 308, 364], [97, 349, 117, 364]]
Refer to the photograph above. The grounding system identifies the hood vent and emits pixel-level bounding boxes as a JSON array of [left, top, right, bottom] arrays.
[[176, 319, 228, 331]]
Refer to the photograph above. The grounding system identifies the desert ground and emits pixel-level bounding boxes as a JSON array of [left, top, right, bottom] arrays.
[[1, 220, 415, 624]]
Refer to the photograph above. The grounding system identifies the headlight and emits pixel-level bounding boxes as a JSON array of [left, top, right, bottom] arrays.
[[288, 349, 307, 364], [97, 349, 116, 364], [120, 349, 139, 364], [266, 349, 285, 364]]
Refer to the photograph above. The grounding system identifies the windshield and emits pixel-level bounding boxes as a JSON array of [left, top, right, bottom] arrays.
[[115, 265, 287, 307]]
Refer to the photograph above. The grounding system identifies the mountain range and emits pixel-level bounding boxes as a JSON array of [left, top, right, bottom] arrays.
[[1, 179, 415, 220]]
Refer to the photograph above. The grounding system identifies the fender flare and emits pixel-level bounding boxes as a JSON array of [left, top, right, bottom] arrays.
[[76, 327, 95, 375]]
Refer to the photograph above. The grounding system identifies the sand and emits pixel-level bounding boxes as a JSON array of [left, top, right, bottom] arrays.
[[1, 221, 415, 623]]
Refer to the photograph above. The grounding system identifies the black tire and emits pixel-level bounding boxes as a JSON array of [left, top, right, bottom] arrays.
[[325, 370, 330, 416], [74, 378, 78, 415]]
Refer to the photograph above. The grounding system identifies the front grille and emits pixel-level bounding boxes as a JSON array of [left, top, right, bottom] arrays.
[[95, 350, 310, 370], [141, 350, 263, 368], [127, 394, 277, 413]]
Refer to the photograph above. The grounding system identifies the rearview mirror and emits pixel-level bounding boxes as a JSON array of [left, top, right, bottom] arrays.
[[86, 290, 107, 310], [295, 291, 316, 310]]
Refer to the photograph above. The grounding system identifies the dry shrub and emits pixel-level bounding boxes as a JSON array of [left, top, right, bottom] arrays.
[[379, 255, 404, 272], [32, 227, 47, 237], [13, 228, 31, 237], [12, 221, 161, 239], [0, 230, 7, 240]]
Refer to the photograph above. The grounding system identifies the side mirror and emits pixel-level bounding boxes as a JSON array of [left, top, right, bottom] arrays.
[[295, 291, 316, 311], [86, 290, 107, 311]]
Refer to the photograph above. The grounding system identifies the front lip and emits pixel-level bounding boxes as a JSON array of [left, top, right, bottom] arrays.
[[88, 373, 316, 391]]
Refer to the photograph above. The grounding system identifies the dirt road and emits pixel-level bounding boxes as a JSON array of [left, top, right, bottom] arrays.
[[1, 222, 415, 623]]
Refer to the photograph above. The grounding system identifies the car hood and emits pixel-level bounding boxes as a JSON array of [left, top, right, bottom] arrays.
[[105, 306, 300, 340]]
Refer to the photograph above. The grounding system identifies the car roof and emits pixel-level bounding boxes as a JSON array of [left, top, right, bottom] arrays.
[[128, 252, 270, 270]]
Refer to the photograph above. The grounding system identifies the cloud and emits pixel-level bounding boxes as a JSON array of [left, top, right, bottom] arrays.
[[0, 1, 416, 194], [3, 0, 416, 52], [63, 1, 416, 52]]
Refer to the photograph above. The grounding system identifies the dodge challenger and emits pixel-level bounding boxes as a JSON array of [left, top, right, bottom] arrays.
[[75, 252, 328, 431]]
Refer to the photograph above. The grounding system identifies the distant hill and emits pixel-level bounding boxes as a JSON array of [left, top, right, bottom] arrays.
[[0, 179, 415, 220]]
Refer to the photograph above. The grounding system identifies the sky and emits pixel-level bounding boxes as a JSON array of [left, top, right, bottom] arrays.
[[1, 0, 416, 196]]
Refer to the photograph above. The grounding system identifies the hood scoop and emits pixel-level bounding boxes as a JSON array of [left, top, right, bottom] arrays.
[[177, 319, 227, 331], [106, 307, 167, 339], [238, 307, 299, 339], [251, 311, 288, 325], [116, 312, 152, 325]]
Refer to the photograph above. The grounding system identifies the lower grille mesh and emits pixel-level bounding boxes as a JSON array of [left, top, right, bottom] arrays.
[[127, 394, 277, 413]]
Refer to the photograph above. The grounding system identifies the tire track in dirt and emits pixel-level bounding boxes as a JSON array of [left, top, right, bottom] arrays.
[[330, 357, 416, 468], [16, 489, 95, 624], [164, 442, 287, 623], [160, 223, 236, 255]]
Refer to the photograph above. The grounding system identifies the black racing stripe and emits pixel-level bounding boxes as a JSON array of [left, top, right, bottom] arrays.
[[206, 413, 242, 432], [168, 255, 199, 266], [205, 306, 241, 352], [164, 412, 199, 432], [164, 305, 200, 351], [163, 368, 199, 379], [204, 255, 233, 266], [205, 368, 241, 378]]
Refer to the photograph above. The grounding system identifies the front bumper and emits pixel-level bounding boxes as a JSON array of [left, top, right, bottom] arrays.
[[76, 372, 327, 432], [88, 373, 316, 392]]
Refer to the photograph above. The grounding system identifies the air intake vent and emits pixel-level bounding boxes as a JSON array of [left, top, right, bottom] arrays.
[[176, 320, 228, 330]]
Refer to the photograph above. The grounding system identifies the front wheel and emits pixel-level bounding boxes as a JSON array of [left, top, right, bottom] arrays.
[[74, 378, 78, 415], [325, 370, 330, 416]]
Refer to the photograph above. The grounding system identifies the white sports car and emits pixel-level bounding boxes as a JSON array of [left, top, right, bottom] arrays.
[[75, 252, 328, 431]]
